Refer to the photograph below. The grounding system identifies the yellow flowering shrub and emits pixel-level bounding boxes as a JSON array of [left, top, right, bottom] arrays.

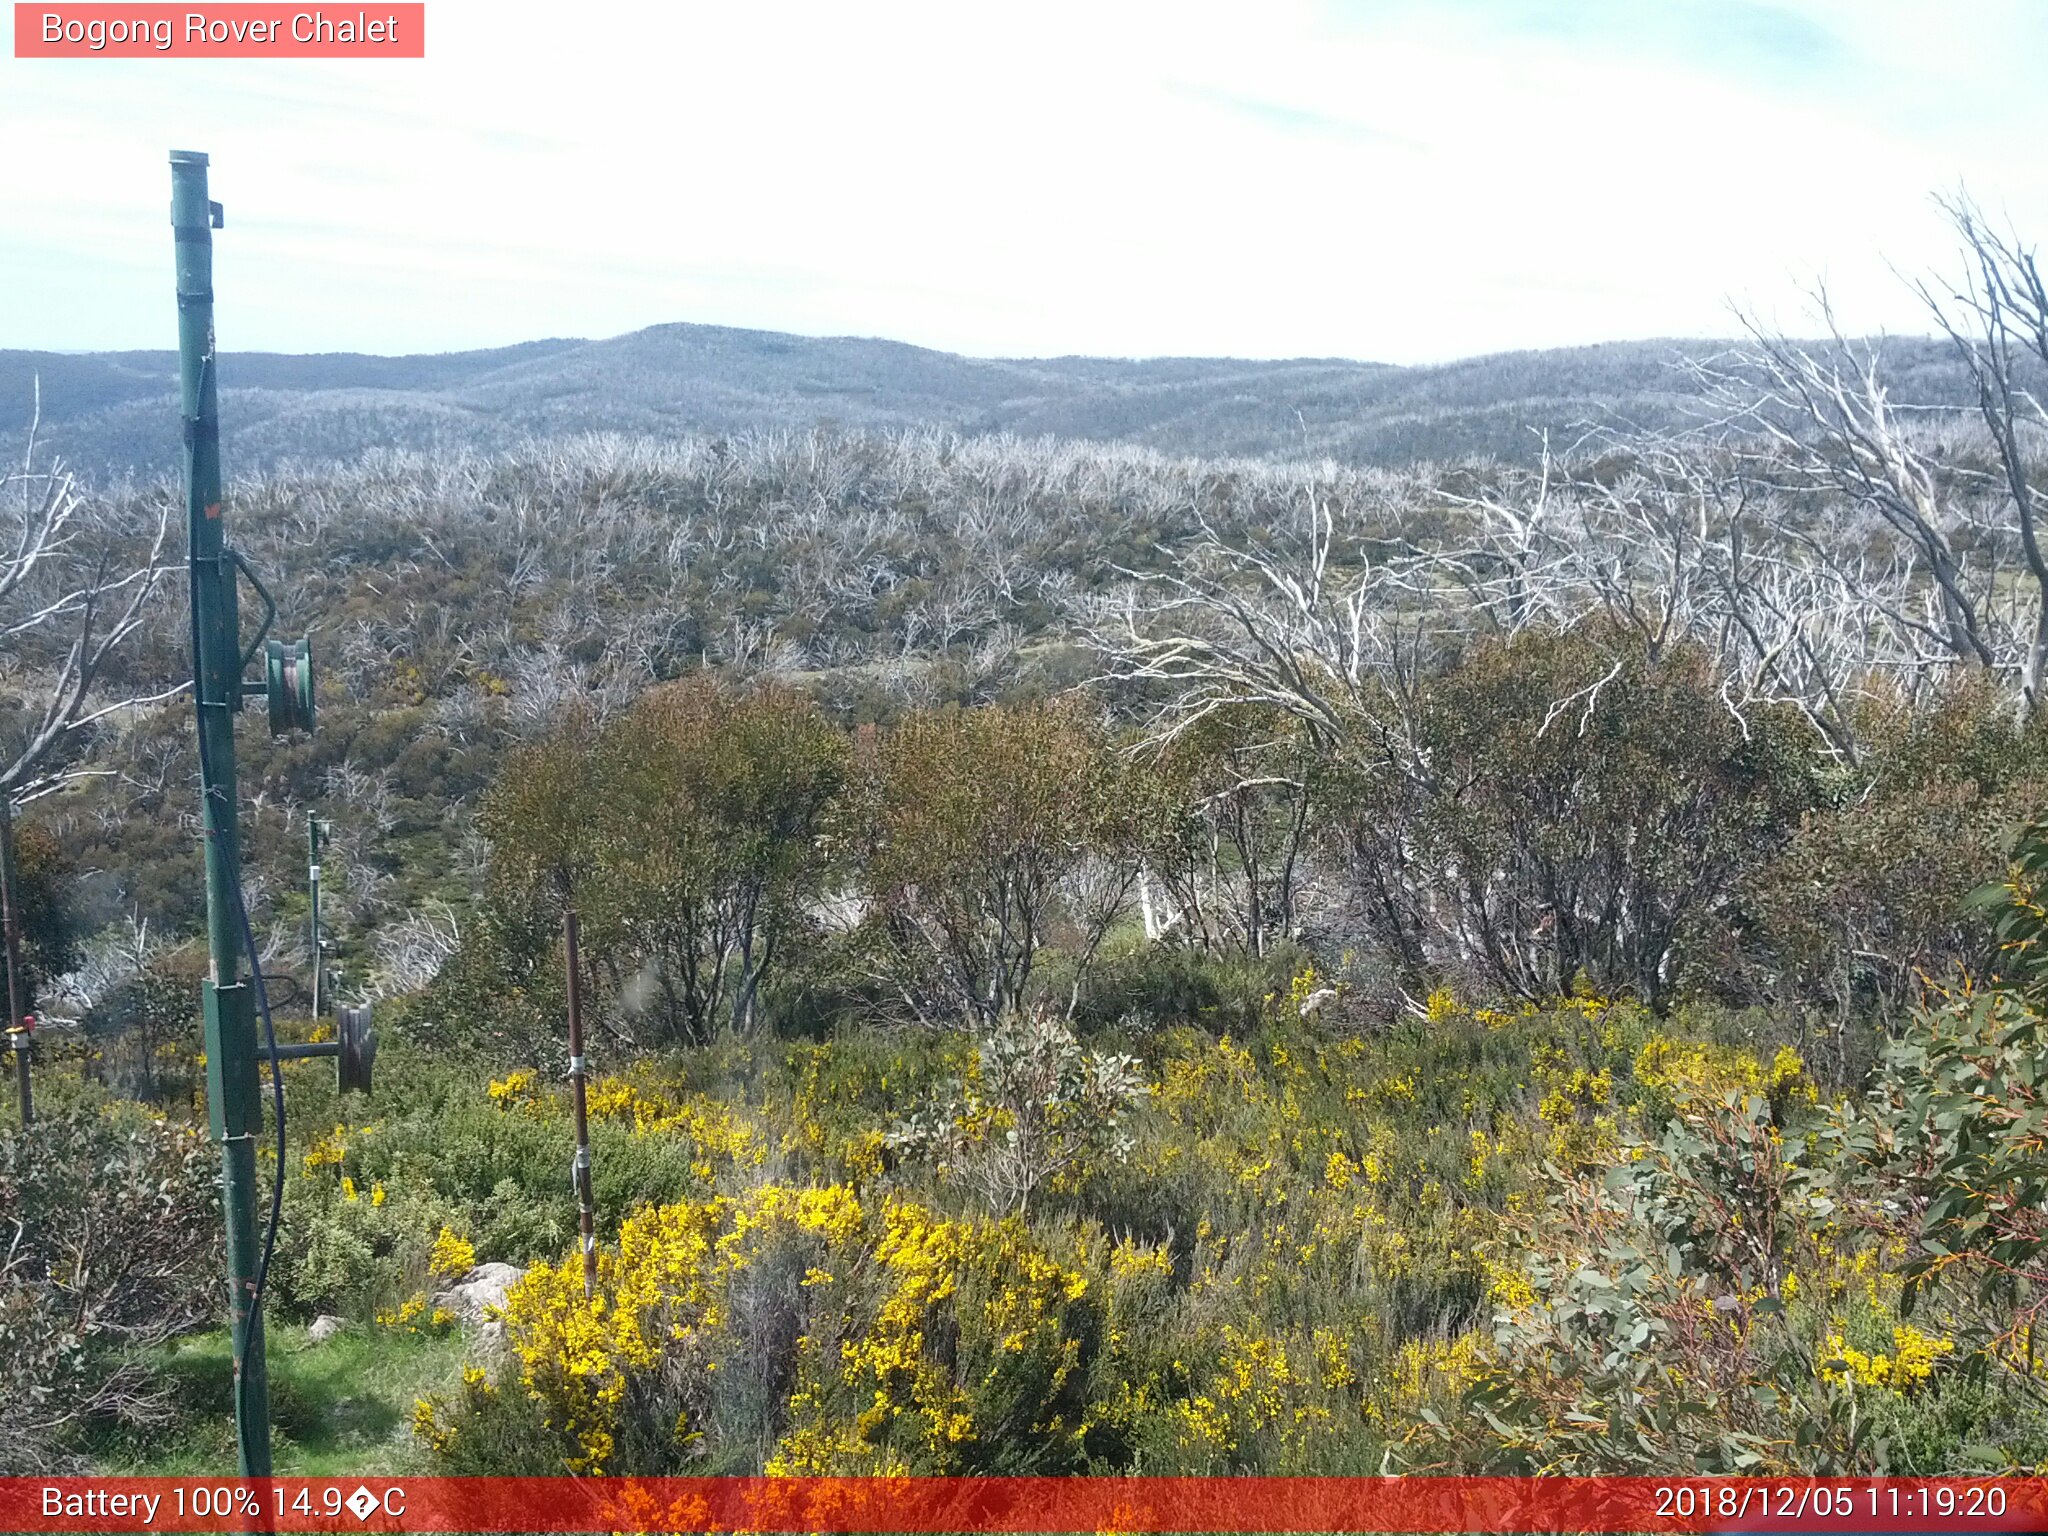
[[1819, 1325, 1955, 1392], [1288, 964, 1336, 1016], [1372, 1331, 1486, 1431], [486, 1070, 536, 1107], [1634, 1034, 1816, 1117], [584, 1073, 751, 1144], [461, 1182, 1096, 1476], [278, 1151, 468, 1320], [581, 1073, 765, 1181], [1168, 1325, 1303, 1461], [301, 1124, 349, 1172], [428, 1225, 476, 1279], [378, 978, 2048, 1476], [772, 1196, 1092, 1473], [376, 1292, 458, 1337], [1160, 1319, 1394, 1471]]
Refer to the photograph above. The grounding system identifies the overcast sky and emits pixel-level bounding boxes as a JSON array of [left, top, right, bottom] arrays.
[[6, 0, 2047, 363]]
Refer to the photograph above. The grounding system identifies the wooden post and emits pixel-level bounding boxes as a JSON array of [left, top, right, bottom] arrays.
[[565, 910, 597, 1299], [1, 795, 31, 1126]]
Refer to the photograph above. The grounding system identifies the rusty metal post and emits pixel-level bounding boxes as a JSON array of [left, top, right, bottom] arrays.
[[1, 795, 31, 1126], [565, 910, 597, 1299], [308, 815, 325, 1020]]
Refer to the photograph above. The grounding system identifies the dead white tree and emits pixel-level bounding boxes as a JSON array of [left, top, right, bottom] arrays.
[[1077, 474, 1456, 970], [1433, 433, 1585, 636], [2, 391, 181, 806], [1708, 520, 1887, 763], [1528, 432, 1891, 763], [2, 392, 179, 1072], [1691, 297, 2005, 693], [1914, 192, 2048, 720], [370, 900, 462, 998], [49, 912, 165, 1022], [1081, 482, 1434, 750]]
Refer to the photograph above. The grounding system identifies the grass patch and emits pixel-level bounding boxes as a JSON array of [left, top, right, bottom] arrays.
[[100, 1324, 472, 1476]]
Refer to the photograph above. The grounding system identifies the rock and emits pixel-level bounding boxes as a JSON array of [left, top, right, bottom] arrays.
[[432, 1262, 526, 1329], [307, 1314, 348, 1343], [475, 1318, 509, 1361]]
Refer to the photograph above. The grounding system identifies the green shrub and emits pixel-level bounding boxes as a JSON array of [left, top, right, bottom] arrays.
[[887, 1010, 1148, 1216], [1735, 678, 2048, 1057], [1072, 941, 1301, 1035], [274, 1171, 470, 1321], [1335, 626, 1821, 1007], [0, 1104, 218, 1471]]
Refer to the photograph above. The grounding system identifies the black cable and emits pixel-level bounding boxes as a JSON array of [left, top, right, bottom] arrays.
[[186, 496, 288, 1455], [234, 839, 288, 1392]]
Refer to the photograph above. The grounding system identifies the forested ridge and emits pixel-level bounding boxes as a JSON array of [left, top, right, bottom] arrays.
[[3, 322, 1982, 481]]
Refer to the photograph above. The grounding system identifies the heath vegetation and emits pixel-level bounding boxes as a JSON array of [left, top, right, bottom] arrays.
[[12, 196, 2048, 1474]]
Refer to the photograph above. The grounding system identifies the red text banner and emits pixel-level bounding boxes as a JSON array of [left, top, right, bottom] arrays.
[[14, 4, 424, 57], [2, 1476, 2044, 1533]]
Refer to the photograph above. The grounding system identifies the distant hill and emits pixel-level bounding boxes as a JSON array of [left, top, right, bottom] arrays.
[[0, 322, 1970, 481]]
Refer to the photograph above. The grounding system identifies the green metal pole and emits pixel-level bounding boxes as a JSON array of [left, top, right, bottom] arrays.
[[172, 148, 270, 1478]]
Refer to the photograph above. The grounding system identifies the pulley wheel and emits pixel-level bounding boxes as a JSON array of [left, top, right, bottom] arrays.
[[266, 636, 316, 734], [337, 1003, 376, 1095]]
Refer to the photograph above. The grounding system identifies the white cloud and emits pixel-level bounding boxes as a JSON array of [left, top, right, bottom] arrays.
[[4, 0, 2046, 360]]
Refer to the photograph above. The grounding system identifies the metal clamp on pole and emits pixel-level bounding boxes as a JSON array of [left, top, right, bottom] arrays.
[[5, 1025, 30, 1128], [337, 1004, 377, 1095], [266, 637, 316, 733], [259, 1003, 374, 1095]]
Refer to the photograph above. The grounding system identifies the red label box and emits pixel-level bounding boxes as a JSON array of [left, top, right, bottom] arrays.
[[2, 1476, 2045, 1533], [14, 3, 424, 56]]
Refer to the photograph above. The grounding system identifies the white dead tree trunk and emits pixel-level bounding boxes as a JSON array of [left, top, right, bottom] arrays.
[[1916, 192, 2048, 722], [1692, 298, 2003, 686], [2, 392, 181, 805], [1, 391, 178, 1090], [1081, 482, 1433, 750]]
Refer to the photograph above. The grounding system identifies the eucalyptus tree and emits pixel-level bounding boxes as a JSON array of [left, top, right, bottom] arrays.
[[460, 678, 848, 1050], [862, 699, 1139, 1023]]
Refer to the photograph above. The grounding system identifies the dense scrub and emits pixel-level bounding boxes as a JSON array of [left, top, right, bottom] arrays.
[[23, 954, 2048, 1474], [150, 959, 2042, 1476], [0, 1095, 219, 1471], [12, 399, 2048, 1473], [414, 637, 2042, 1074]]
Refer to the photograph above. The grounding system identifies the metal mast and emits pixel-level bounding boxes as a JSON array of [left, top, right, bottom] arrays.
[[172, 148, 331, 1476], [170, 148, 275, 1477]]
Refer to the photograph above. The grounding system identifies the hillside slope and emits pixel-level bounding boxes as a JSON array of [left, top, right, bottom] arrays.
[[0, 323, 1966, 480]]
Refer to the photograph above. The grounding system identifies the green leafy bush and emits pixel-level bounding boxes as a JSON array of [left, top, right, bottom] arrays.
[[1737, 678, 2048, 1057], [860, 698, 1142, 1023], [1336, 627, 1820, 1007], [430, 677, 848, 1054], [887, 1010, 1148, 1215], [0, 1103, 218, 1471]]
